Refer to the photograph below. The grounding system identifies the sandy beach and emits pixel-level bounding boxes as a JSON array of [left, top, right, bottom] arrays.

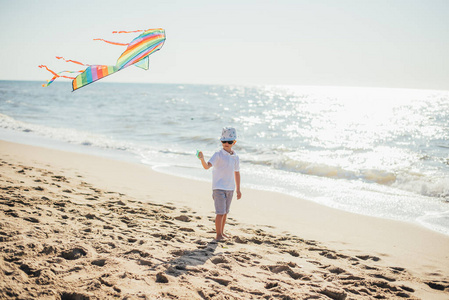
[[1, 140, 448, 299]]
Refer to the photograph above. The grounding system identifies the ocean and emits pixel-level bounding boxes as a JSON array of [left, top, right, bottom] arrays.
[[1, 80, 448, 235]]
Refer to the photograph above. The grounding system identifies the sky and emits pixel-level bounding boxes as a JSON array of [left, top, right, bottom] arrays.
[[0, 0, 448, 90]]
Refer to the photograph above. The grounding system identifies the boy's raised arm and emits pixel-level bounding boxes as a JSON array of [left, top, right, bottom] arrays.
[[198, 151, 212, 169]]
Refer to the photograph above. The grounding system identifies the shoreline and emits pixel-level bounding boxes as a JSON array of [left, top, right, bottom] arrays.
[[3, 127, 448, 238], [1, 140, 448, 299]]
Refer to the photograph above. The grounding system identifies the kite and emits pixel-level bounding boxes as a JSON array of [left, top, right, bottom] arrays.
[[39, 28, 166, 91]]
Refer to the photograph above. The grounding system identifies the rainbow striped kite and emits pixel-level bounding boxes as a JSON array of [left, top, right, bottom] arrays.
[[39, 28, 166, 91]]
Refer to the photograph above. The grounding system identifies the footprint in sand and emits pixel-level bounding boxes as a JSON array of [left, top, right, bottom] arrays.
[[5, 209, 19, 218], [59, 292, 91, 299], [356, 255, 380, 262], [265, 282, 279, 289], [23, 216, 40, 223], [233, 236, 248, 244], [156, 272, 169, 283], [91, 259, 107, 267], [285, 249, 300, 257], [319, 250, 338, 260], [211, 257, 228, 265], [425, 281, 448, 291], [327, 266, 346, 275], [179, 227, 195, 233], [400, 285, 415, 293], [60, 247, 87, 260], [174, 215, 191, 222], [264, 263, 307, 280], [170, 249, 185, 257], [370, 273, 396, 282], [319, 287, 347, 300], [388, 266, 405, 274], [205, 276, 232, 286]]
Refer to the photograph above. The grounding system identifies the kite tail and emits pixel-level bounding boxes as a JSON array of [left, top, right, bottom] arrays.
[[38, 65, 82, 87], [93, 38, 128, 46], [112, 29, 148, 34], [93, 29, 151, 46], [42, 75, 58, 87], [55, 56, 89, 66]]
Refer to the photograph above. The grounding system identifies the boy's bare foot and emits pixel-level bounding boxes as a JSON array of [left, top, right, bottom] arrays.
[[215, 235, 227, 242], [223, 233, 231, 239]]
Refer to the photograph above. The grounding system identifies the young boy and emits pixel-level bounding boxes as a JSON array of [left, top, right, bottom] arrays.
[[198, 127, 241, 241]]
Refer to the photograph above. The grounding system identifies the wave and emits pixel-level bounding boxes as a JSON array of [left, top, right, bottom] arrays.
[[179, 135, 219, 145], [2, 112, 447, 200], [243, 154, 448, 199], [0, 113, 134, 152], [393, 174, 449, 199], [244, 155, 397, 184]]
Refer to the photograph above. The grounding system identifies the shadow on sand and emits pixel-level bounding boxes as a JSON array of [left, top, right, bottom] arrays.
[[161, 240, 220, 277]]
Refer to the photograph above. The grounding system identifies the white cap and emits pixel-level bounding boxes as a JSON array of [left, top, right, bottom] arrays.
[[220, 127, 237, 141]]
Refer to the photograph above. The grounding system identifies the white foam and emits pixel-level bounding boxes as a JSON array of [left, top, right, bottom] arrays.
[[393, 172, 449, 199], [0, 113, 133, 152]]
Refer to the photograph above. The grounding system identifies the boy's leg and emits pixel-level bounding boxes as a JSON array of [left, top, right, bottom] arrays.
[[213, 190, 226, 240], [215, 214, 225, 240], [222, 191, 233, 238], [221, 214, 228, 238], [213, 190, 233, 240]]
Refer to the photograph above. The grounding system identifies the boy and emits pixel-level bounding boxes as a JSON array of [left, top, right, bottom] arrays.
[[198, 127, 241, 241]]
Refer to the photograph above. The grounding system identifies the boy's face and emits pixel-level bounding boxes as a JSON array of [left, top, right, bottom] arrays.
[[221, 140, 235, 152]]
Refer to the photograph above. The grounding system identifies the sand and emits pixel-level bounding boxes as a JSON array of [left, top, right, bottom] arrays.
[[1, 140, 448, 299]]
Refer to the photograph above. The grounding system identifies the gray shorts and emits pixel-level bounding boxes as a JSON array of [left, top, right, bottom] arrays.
[[212, 189, 234, 215]]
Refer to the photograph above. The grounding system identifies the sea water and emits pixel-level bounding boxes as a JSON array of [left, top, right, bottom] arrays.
[[1, 80, 448, 235]]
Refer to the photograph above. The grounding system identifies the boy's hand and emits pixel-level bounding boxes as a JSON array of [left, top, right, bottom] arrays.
[[199, 152, 212, 169], [236, 190, 242, 200], [197, 151, 204, 160]]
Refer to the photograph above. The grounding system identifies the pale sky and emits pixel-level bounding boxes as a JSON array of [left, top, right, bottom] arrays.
[[0, 0, 448, 90]]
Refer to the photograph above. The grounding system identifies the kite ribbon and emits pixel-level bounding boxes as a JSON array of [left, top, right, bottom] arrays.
[[56, 56, 89, 66], [94, 29, 150, 45], [38, 65, 58, 77], [112, 29, 147, 34], [93, 38, 128, 46], [38, 65, 82, 87]]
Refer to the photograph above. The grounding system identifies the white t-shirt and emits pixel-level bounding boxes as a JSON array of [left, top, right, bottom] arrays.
[[208, 149, 240, 191]]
